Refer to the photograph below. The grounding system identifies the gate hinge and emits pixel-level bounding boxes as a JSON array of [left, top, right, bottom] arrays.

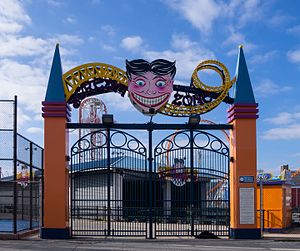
[[66, 155, 70, 161]]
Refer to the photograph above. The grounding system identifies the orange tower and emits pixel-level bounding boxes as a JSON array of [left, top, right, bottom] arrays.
[[228, 46, 260, 238], [41, 45, 70, 238]]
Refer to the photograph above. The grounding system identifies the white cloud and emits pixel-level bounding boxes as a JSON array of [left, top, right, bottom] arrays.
[[165, 0, 221, 34], [264, 112, 300, 126], [0, 34, 82, 61], [34, 114, 43, 121], [47, 0, 64, 7], [54, 34, 83, 46], [17, 108, 31, 126], [287, 49, 300, 63], [223, 28, 245, 46], [101, 25, 115, 37], [0, 35, 48, 57], [102, 44, 115, 51], [249, 51, 279, 64], [165, 0, 263, 35], [223, 26, 256, 55], [268, 14, 293, 28], [220, 0, 264, 28], [88, 36, 95, 42], [143, 34, 214, 79], [27, 127, 43, 134], [121, 36, 143, 51], [0, 22, 22, 34], [91, 0, 102, 4], [101, 93, 135, 112], [262, 124, 300, 140], [65, 17, 76, 23], [255, 79, 292, 96], [0, 59, 47, 113], [0, 0, 31, 34], [232, 0, 262, 27], [171, 34, 197, 50], [287, 25, 300, 35], [263, 111, 300, 140]]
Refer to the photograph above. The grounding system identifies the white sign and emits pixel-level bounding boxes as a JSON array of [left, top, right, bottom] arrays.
[[239, 187, 254, 224]]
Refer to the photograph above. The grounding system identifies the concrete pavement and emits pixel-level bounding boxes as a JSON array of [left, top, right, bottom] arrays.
[[1, 235, 300, 251]]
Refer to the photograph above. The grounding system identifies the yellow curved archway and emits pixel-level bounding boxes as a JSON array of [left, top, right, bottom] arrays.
[[63, 62, 128, 102]]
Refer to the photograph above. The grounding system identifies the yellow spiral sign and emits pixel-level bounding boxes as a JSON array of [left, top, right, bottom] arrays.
[[160, 60, 236, 116]]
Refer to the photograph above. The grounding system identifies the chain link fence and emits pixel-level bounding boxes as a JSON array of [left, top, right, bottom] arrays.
[[0, 96, 44, 234]]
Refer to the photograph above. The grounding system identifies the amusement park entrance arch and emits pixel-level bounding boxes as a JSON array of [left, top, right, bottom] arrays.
[[41, 45, 260, 239], [68, 122, 232, 238]]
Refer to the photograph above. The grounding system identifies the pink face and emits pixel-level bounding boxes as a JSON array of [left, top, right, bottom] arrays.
[[128, 72, 173, 114]]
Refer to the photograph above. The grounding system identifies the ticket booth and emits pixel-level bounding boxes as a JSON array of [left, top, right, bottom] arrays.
[[257, 181, 292, 231]]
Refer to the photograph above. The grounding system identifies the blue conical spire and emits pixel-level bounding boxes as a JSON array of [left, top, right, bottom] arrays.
[[233, 45, 256, 104], [45, 44, 65, 102]]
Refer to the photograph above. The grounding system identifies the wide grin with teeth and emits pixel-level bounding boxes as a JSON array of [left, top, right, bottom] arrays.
[[131, 93, 169, 108]]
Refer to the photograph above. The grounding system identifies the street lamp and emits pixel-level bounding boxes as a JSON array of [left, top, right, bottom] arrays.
[[102, 114, 114, 125], [188, 114, 200, 125]]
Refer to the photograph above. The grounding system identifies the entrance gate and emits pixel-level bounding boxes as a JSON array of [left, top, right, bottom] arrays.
[[42, 45, 260, 240], [70, 125, 229, 238]]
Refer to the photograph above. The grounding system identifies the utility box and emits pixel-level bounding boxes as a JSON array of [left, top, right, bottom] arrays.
[[257, 181, 292, 231]]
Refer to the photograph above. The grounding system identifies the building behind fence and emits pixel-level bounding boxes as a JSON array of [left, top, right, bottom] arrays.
[[0, 96, 44, 234]]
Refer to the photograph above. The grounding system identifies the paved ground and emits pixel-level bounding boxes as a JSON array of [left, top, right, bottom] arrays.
[[2, 228, 300, 250], [263, 227, 300, 240], [1, 236, 300, 251]]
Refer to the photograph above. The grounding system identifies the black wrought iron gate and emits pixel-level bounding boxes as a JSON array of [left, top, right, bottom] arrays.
[[70, 125, 230, 238], [153, 130, 229, 237]]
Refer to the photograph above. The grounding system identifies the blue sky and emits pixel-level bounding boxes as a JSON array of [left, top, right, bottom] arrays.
[[0, 0, 300, 175]]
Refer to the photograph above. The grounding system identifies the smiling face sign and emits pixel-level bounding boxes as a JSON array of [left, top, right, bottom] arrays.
[[126, 59, 176, 115]]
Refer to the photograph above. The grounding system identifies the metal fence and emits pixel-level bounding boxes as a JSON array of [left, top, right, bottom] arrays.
[[0, 96, 44, 234]]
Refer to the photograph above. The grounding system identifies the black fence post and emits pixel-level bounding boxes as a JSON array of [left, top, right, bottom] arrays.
[[70, 147, 73, 237], [29, 142, 33, 229], [190, 128, 195, 236], [13, 95, 17, 234], [107, 127, 111, 236], [147, 125, 154, 239], [21, 188, 24, 220]]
